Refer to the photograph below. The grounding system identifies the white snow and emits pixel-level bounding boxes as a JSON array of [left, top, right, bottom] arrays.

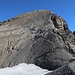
[[0, 63, 51, 75]]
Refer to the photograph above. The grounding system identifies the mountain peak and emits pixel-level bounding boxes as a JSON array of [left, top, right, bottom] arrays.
[[0, 10, 75, 75]]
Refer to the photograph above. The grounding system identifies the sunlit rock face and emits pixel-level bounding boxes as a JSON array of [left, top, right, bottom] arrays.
[[0, 10, 75, 75]]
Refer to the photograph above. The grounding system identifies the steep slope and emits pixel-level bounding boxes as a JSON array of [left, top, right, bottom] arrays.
[[0, 10, 75, 73]]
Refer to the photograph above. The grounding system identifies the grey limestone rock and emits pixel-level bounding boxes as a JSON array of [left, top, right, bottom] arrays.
[[0, 10, 75, 75]]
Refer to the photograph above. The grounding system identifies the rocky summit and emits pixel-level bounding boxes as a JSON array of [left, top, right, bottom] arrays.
[[0, 10, 75, 75]]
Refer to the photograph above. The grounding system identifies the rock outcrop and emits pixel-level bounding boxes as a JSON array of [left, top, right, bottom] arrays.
[[0, 10, 75, 74]]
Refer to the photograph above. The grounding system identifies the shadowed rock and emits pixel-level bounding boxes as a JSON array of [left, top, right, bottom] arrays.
[[46, 59, 75, 75], [73, 31, 75, 36]]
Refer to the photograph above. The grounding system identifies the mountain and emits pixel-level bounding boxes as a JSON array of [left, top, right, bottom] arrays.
[[0, 10, 75, 75]]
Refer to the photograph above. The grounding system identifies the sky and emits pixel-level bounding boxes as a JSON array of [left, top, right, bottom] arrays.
[[0, 0, 75, 32]]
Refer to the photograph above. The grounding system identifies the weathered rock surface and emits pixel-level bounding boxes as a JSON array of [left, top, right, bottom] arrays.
[[0, 10, 75, 74], [46, 59, 75, 75]]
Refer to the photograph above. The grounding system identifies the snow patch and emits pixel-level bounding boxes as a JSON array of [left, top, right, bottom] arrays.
[[0, 63, 51, 75]]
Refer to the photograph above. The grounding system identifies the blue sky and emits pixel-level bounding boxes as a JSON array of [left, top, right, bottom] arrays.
[[0, 0, 75, 32]]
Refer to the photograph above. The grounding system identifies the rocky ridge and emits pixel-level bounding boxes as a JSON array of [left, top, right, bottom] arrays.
[[0, 10, 75, 75]]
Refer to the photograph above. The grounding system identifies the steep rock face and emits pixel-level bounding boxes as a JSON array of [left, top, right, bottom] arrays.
[[0, 10, 75, 72]]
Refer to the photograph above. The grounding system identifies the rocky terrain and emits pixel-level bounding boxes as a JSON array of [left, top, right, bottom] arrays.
[[0, 10, 75, 75]]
